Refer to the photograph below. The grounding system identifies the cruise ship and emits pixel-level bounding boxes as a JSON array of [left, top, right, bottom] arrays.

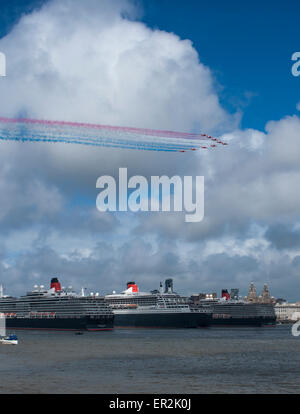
[[0, 278, 114, 331], [190, 289, 276, 326], [104, 279, 211, 328]]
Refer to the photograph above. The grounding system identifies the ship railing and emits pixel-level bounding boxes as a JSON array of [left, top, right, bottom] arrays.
[[212, 314, 231, 319], [190, 308, 211, 313], [109, 304, 138, 309], [3, 313, 17, 317], [28, 312, 57, 318]]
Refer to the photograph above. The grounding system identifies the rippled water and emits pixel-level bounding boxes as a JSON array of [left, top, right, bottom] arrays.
[[0, 325, 299, 394]]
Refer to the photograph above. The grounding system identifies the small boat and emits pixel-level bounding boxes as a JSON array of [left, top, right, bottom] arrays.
[[0, 334, 18, 345], [0, 313, 18, 344]]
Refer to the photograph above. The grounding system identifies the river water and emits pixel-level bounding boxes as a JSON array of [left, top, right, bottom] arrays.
[[0, 325, 299, 394]]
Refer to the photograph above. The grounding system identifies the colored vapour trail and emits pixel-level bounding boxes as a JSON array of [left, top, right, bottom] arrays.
[[0, 117, 228, 152]]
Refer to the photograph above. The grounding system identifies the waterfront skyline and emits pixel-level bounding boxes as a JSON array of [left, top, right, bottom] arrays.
[[0, 0, 300, 301]]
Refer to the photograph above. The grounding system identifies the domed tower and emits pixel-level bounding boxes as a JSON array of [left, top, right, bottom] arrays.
[[261, 284, 271, 303], [246, 282, 258, 303]]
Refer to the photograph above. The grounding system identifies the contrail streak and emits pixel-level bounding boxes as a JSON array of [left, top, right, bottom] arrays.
[[0, 117, 228, 152]]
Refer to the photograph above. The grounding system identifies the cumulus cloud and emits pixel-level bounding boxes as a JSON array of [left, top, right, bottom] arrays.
[[265, 224, 300, 250], [0, 0, 235, 208], [136, 115, 300, 238], [0, 0, 299, 301], [0, 0, 233, 133]]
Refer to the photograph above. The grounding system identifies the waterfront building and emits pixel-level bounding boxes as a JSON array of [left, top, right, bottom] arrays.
[[274, 302, 300, 321]]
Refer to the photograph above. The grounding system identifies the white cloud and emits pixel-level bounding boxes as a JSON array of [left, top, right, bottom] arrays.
[[0, 0, 300, 300], [0, 0, 233, 133]]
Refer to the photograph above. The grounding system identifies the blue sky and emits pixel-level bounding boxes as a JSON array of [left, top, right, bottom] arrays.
[[140, 0, 300, 130], [0, 0, 300, 301]]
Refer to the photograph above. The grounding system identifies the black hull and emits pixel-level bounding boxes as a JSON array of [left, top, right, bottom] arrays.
[[6, 316, 114, 331], [114, 312, 210, 328], [208, 317, 277, 327], [193, 303, 276, 327]]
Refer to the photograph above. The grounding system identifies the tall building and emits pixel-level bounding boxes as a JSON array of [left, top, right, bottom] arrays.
[[244, 282, 275, 304], [275, 302, 300, 321], [245, 282, 258, 302], [260, 284, 273, 304]]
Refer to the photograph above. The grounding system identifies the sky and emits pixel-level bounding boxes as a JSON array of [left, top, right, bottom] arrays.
[[0, 0, 299, 300]]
